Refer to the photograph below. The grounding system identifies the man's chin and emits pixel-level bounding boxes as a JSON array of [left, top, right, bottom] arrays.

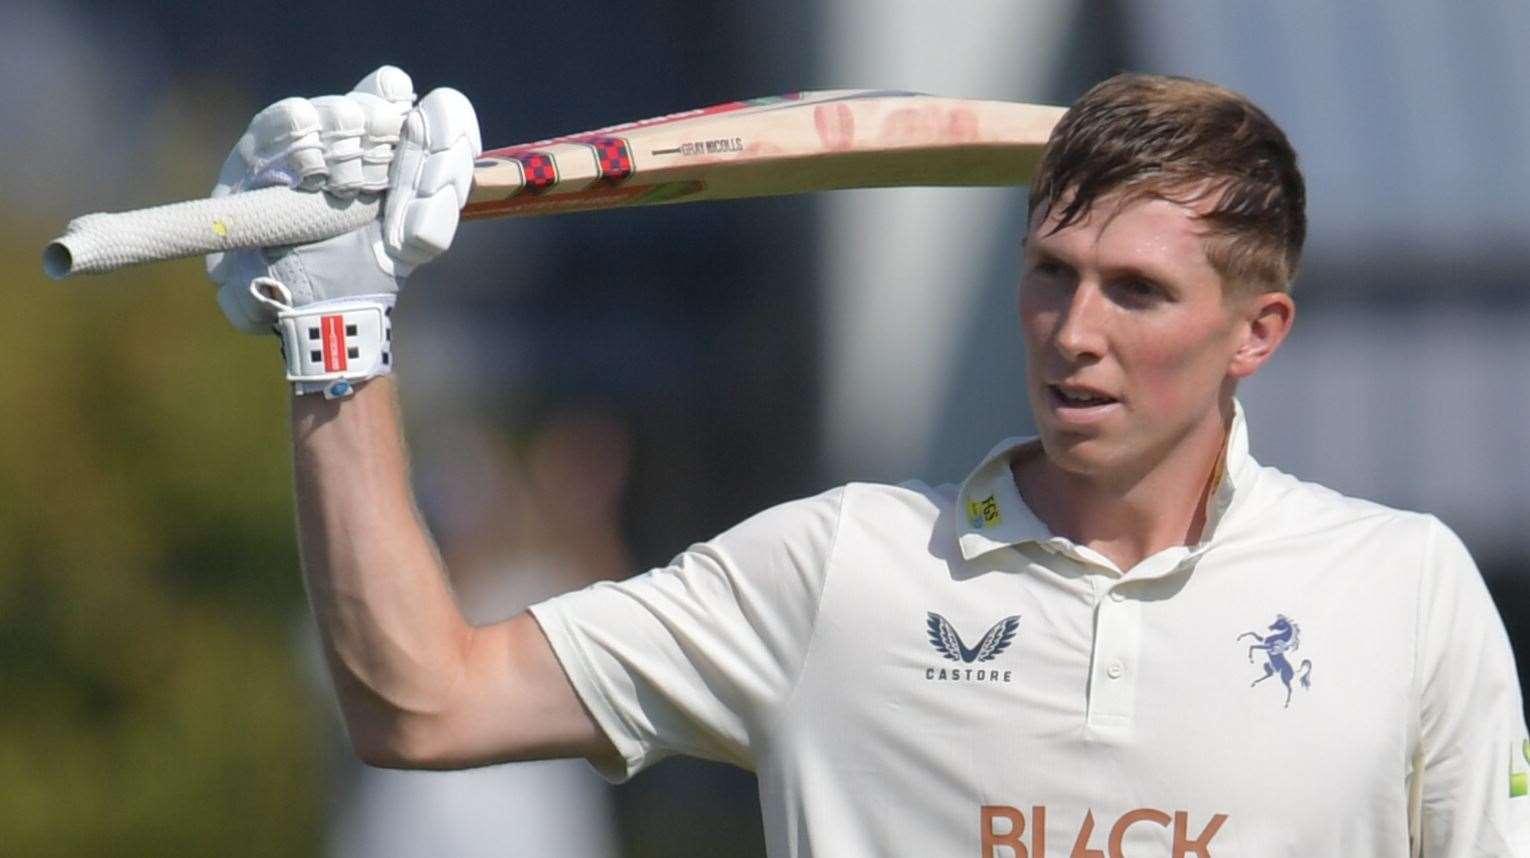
[[1035, 428, 1121, 478]]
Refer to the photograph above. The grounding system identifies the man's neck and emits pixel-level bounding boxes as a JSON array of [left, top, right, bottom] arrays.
[[1012, 404, 1233, 572]]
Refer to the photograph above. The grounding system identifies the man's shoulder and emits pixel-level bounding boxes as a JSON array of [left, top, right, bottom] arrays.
[[726, 479, 957, 562], [716, 479, 952, 548], [1240, 459, 1445, 544], [844, 477, 967, 531], [857, 475, 959, 508], [761, 478, 956, 517], [1223, 465, 1482, 635]]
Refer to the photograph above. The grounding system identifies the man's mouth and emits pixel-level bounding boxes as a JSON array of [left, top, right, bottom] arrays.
[[1047, 384, 1119, 408]]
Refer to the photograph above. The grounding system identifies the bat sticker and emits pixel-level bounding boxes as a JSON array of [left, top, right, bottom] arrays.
[[651, 137, 745, 157]]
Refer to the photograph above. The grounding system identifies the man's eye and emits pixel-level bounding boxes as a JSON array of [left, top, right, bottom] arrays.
[[1116, 279, 1161, 301], [1033, 259, 1065, 276]]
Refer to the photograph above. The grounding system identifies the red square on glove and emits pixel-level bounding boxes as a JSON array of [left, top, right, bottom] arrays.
[[321, 315, 348, 371]]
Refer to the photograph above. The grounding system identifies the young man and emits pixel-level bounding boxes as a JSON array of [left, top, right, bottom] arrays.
[[212, 68, 1530, 856]]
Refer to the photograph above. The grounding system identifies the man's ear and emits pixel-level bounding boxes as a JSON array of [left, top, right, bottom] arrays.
[[1227, 291, 1295, 380]]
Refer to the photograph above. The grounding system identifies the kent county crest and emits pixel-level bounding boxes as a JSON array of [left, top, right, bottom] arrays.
[[1237, 613, 1313, 708]]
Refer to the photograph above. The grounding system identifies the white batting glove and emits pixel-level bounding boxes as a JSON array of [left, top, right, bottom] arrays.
[[206, 65, 482, 397]]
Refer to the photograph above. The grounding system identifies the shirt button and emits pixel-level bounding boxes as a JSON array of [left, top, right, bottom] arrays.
[[1109, 590, 1125, 602], [1106, 661, 1124, 679]]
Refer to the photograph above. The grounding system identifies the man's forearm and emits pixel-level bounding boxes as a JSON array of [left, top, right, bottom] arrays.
[[290, 376, 471, 757]]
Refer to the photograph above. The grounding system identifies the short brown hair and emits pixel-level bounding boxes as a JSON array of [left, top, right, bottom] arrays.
[[1029, 73, 1306, 294]]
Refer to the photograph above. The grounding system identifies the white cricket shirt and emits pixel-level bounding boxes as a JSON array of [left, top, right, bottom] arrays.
[[530, 404, 1530, 857]]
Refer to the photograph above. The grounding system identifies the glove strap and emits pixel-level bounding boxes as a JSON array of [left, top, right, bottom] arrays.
[[249, 278, 394, 399]]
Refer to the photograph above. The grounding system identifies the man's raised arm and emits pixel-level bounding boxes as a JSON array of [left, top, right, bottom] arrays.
[[206, 66, 613, 769], [291, 379, 613, 768]]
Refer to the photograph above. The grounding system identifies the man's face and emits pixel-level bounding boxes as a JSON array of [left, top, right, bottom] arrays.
[[1019, 191, 1260, 482]]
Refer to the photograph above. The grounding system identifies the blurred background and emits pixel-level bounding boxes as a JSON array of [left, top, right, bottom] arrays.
[[2, 0, 1527, 854]]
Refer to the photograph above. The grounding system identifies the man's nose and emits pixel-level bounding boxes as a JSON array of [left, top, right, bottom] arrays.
[[1052, 282, 1108, 361]]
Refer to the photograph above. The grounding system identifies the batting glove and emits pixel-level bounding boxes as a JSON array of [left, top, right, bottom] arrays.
[[206, 65, 482, 398]]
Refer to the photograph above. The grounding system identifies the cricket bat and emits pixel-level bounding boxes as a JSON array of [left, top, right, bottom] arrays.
[[43, 89, 1064, 279]]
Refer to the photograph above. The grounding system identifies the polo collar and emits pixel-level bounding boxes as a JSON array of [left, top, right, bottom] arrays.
[[954, 399, 1257, 563]]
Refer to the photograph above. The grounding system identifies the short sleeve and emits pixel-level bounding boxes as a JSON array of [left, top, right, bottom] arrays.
[[1411, 516, 1530, 856], [528, 487, 845, 782]]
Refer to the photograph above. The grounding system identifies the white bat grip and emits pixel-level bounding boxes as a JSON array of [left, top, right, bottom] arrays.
[[42, 187, 381, 279]]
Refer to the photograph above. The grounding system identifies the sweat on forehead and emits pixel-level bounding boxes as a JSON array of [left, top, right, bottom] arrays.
[[1027, 73, 1307, 295]]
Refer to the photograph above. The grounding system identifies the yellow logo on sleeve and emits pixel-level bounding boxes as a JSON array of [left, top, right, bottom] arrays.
[[1512, 738, 1530, 798], [967, 494, 1002, 529]]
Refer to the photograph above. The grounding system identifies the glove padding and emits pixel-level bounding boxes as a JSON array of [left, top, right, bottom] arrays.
[[207, 66, 482, 334]]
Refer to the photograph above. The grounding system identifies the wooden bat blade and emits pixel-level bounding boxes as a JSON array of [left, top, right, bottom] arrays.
[[460, 90, 1064, 219], [43, 90, 1063, 278]]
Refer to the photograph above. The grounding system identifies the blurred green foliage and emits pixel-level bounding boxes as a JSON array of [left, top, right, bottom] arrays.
[[0, 206, 325, 853]]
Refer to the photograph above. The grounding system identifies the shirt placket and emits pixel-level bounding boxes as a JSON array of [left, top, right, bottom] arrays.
[[1052, 544, 1194, 732], [1087, 576, 1141, 729]]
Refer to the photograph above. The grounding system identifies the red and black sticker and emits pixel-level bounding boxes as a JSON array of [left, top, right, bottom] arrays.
[[516, 152, 558, 192], [586, 137, 633, 182]]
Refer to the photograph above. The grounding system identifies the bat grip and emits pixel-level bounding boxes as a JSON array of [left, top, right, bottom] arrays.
[[42, 187, 381, 279]]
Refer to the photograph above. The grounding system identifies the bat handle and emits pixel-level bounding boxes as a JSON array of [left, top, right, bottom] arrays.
[[42, 186, 382, 279]]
